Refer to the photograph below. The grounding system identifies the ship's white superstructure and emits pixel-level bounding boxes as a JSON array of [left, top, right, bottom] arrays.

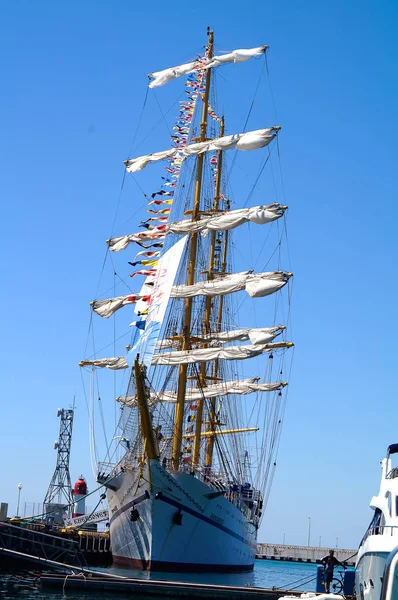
[[356, 444, 398, 600]]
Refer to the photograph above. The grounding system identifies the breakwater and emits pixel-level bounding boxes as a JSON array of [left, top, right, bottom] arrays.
[[256, 543, 357, 565]]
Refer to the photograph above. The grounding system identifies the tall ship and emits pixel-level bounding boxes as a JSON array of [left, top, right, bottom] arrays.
[[355, 444, 398, 600], [79, 30, 293, 571]]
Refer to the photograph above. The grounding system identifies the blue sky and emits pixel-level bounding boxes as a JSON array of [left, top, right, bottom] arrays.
[[1, 0, 397, 551]]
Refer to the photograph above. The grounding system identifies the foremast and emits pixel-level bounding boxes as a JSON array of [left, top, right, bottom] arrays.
[[171, 30, 214, 470], [134, 358, 158, 460]]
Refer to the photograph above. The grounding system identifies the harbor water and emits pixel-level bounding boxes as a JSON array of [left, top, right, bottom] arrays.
[[0, 560, 320, 599]]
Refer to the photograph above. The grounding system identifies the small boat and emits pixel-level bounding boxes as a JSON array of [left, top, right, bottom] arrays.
[[355, 444, 398, 600]]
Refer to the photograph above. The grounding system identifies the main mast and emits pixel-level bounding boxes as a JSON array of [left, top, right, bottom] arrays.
[[192, 117, 225, 467], [205, 214, 229, 467], [171, 30, 214, 470]]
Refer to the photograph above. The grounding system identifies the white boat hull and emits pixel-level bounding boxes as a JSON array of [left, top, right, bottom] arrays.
[[355, 550, 389, 600], [107, 460, 257, 571]]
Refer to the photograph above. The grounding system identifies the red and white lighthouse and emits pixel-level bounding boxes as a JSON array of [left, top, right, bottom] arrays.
[[72, 476, 87, 517]]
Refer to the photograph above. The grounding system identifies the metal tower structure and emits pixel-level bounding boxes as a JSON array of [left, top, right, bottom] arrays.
[[43, 408, 74, 511]]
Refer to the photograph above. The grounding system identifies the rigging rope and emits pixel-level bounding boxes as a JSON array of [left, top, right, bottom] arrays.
[[265, 54, 279, 125], [225, 55, 267, 185], [127, 86, 149, 158]]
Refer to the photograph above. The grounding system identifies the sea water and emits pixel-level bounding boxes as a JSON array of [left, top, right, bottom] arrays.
[[0, 560, 319, 599]]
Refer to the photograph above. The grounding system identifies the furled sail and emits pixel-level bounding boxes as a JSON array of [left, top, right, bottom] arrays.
[[91, 294, 149, 319], [193, 326, 284, 345], [148, 45, 268, 88], [81, 340, 293, 370], [157, 326, 285, 348], [124, 127, 280, 173], [171, 271, 292, 299], [79, 357, 128, 370], [117, 378, 288, 407], [91, 285, 151, 319], [156, 380, 288, 402], [91, 273, 290, 319], [168, 204, 286, 234], [107, 203, 286, 252], [79, 342, 293, 370], [107, 231, 166, 252], [151, 341, 293, 366]]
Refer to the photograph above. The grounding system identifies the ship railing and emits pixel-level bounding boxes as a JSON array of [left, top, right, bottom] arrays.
[[241, 487, 261, 502], [186, 464, 228, 489], [97, 461, 117, 483], [363, 525, 398, 542]]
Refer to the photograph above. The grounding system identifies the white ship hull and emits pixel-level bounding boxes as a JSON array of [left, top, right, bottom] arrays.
[[107, 460, 257, 571]]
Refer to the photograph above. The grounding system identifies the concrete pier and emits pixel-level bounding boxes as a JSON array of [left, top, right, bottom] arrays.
[[256, 543, 357, 566]]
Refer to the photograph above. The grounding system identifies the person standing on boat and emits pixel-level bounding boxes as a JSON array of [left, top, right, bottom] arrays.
[[321, 549, 346, 593]]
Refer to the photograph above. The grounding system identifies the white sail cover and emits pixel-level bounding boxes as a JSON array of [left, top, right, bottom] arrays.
[[152, 342, 293, 366], [79, 357, 128, 370], [148, 46, 268, 88], [171, 271, 291, 300], [107, 204, 286, 253], [117, 378, 287, 406], [124, 127, 279, 173], [92, 294, 146, 319]]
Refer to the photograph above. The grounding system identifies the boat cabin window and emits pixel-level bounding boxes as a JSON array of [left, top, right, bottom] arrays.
[[386, 492, 393, 517], [370, 508, 382, 529], [360, 508, 382, 544]]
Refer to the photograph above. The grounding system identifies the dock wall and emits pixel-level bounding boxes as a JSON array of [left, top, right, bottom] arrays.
[[256, 543, 357, 565]]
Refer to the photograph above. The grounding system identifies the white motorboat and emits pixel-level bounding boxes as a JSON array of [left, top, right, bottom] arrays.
[[356, 444, 398, 600]]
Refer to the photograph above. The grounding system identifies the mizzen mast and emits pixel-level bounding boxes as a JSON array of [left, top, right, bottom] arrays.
[[171, 30, 214, 470]]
